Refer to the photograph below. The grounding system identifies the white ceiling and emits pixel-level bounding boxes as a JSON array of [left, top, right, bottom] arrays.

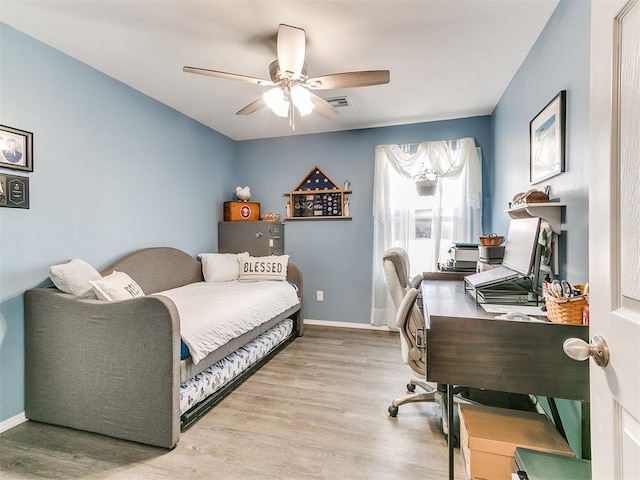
[[0, 0, 560, 141]]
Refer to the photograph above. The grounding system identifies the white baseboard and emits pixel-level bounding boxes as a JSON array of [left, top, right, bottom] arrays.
[[304, 318, 394, 332], [0, 412, 26, 433]]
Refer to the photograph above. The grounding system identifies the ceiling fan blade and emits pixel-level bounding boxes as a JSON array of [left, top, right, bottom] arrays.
[[306, 70, 390, 90], [277, 24, 306, 77], [309, 92, 339, 119], [236, 97, 266, 116], [183, 66, 273, 86]]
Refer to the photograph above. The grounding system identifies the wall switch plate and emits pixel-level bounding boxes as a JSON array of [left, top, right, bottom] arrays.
[[316, 290, 324, 301]]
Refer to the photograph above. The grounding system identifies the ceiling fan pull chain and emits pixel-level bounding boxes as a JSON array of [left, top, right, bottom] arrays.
[[289, 99, 296, 130]]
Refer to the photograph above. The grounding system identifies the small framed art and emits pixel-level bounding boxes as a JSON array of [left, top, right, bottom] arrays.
[[0, 173, 30, 209], [529, 91, 565, 184], [0, 125, 33, 172]]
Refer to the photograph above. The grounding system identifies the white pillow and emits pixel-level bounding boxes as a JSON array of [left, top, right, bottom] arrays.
[[238, 255, 289, 282], [49, 258, 102, 298], [199, 252, 249, 282], [90, 271, 145, 301]]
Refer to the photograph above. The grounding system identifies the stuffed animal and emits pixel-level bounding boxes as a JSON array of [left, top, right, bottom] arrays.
[[235, 186, 251, 201]]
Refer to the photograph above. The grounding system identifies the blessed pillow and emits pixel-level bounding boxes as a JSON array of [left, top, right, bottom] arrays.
[[238, 255, 289, 282], [49, 258, 102, 298], [199, 252, 249, 282], [90, 271, 145, 301]]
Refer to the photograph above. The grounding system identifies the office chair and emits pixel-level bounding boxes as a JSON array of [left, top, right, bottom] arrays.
[[382, 248, 438, 417]]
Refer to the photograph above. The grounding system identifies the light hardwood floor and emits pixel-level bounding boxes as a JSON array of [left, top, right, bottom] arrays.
[[0, 326, 464, 479]]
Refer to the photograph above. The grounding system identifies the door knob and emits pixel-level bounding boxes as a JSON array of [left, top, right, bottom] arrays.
[[563, 335, 610, 367]]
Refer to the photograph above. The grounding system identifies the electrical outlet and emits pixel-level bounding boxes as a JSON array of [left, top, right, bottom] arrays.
[[316, 290, 324, 301]]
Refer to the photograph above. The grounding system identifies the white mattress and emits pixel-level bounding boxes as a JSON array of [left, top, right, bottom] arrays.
[[157, 281, 299, 364]]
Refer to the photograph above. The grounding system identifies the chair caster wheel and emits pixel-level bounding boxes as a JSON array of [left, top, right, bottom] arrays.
[[406, 383, 416, 392], [388, 405, 399, 417]]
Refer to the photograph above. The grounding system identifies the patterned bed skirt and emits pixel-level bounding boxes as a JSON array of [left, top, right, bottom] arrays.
[[179, 319, 293, 414]]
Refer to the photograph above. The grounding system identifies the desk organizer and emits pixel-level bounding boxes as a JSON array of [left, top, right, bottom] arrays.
[[543, 284, 587, 324]]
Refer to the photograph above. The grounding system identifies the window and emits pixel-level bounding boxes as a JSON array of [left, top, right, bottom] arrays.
[[371, 139, 482, 327]]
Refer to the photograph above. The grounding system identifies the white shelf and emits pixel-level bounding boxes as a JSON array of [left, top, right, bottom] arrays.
[[506, 202, 565, 234]]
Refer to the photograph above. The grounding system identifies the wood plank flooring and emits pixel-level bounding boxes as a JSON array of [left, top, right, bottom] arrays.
[[0, 326, 464, 479]]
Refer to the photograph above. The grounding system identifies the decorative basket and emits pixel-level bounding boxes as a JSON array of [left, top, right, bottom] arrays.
[[478, 234, 504, 246], [543, 284, 588, 324], [511, 189, 550, 206]]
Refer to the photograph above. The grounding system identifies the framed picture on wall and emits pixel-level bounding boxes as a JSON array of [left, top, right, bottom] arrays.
[[0, 125, 33, 172], [529, 91, 565, 184], [0, 173, 30, 209]]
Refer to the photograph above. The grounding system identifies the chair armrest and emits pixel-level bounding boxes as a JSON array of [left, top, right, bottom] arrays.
[[409, 274, 424, 290]]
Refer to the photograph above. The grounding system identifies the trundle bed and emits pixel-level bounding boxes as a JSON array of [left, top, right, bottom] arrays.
[[24, 247, 303, 449]]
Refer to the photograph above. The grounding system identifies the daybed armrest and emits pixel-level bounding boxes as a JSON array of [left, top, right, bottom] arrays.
[[24, 288, 181, 449], [287, 262, 304, 335], [287, 262, 303, 295]]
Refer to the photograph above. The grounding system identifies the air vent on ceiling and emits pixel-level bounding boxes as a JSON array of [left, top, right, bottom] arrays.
[[325, 96, 351, 108]]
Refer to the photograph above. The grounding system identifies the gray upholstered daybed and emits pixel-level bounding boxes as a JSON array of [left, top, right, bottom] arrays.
[[24, 247, 303, 449]]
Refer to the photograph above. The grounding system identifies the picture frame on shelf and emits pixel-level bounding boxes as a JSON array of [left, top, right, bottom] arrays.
[[0, 125, 33, 172], [529, 91, 565, 184]]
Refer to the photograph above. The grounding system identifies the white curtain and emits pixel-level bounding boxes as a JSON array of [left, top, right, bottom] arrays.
[[370, 137, 482, 328]]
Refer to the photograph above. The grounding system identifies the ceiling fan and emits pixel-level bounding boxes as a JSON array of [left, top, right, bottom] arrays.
[[183, 24, 390, 128]]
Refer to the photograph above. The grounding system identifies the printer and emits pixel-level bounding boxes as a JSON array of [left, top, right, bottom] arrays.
[[443, 243, 479, 272]]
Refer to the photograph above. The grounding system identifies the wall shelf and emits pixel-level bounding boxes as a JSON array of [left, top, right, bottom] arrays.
[[506, 202, 565, 234]]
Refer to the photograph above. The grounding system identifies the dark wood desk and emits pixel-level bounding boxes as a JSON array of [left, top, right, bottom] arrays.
[[421, 274, 589, 479]]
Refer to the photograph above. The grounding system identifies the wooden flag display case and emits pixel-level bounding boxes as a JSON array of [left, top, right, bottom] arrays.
[[284, 166, 351, 220]]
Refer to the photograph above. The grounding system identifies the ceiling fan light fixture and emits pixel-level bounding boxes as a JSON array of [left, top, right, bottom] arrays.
[[291, 85, 314, 116], [263, 87, 289, 117], [183, 23, 388, 128]]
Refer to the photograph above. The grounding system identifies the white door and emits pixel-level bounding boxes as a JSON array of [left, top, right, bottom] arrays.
[[589, 0, 640, 478]]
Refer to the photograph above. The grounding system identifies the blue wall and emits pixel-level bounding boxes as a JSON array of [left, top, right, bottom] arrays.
[[236, 118, 492, 323], [490, 0, 591, 457], [491, 0, 591, 283], [0, 24, 236, 422]]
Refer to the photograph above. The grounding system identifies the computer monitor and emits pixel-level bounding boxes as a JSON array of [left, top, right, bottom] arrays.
[[464, 217, 542, 292], [501, 217, 541, 275]]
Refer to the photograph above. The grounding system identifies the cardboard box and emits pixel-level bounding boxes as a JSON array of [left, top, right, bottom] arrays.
[[224, 201, 260, 221], [459, 404, 575, 480]]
